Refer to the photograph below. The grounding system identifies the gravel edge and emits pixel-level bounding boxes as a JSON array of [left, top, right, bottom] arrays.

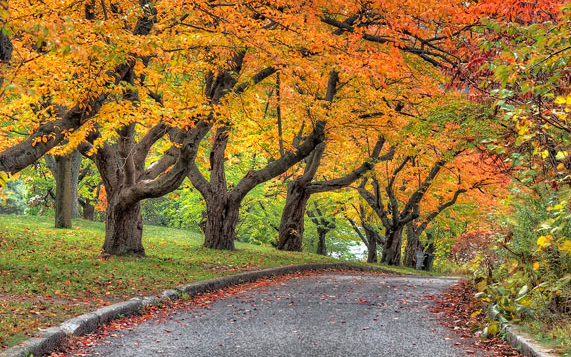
[[0, 262, 395, 357]]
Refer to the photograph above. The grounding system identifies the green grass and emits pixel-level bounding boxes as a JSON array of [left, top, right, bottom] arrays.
[[518, 318, 571, 356], [0, 214, 420, 349]]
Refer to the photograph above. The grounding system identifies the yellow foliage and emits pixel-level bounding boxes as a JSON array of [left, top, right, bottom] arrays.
[[537, 235, 553, 250], [559, 240, 571, 255]]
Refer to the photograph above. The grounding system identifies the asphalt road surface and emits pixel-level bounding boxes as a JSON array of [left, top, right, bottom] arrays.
[[70, 273, 481, 357]]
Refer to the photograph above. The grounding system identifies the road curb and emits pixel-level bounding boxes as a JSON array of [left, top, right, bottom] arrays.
[[505, 326, 558, 357], [0, 262, 394, 357]]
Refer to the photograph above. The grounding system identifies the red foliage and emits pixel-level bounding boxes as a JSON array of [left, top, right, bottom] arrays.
[[450, 230, 498, 264]]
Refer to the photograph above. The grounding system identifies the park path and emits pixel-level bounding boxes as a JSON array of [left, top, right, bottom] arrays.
[[67, 272, 487, 357]]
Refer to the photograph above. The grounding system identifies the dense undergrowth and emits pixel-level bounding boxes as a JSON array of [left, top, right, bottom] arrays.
[[466, 192, 571, 355]]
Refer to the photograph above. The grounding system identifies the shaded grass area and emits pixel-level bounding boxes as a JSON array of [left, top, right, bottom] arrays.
[[0, 215, 419, 349]]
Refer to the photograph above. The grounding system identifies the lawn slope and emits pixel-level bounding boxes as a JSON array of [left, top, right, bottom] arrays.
[[0, 215, 340, 349]]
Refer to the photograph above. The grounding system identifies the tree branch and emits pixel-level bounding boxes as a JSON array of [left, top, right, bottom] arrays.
[[230, 120, 326, 202]]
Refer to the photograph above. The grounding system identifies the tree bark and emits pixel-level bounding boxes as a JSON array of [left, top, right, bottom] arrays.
[[103, 194, 144, 256], [403, 223, 421, 268], [54, 154, 72, 228], [46, 150, 82, 219], [277, 180, 310, 251], [203, 194, 240, 250], [364, 225, 378, 263], [381, 225, 404, 265]]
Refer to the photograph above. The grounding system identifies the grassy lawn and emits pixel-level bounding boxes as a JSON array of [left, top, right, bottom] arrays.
[[0, 214, 418, 350]]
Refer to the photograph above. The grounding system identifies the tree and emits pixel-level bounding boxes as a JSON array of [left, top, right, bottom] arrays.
[[345, 203, 384, 263], [181, 1, 450, 250], [277, 135, 393, 251], [356, 156, 450, 265], [45, 150, 82, 227], [402, 186, 467, 267], [307, 202, 337, 255]]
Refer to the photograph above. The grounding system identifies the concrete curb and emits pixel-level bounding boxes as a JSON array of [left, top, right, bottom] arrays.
[[0, 262, 394, 357], [505, 326, 558, 357], [489, 309, 558, 357]]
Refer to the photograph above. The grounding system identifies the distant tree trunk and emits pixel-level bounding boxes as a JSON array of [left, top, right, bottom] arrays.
[[82, 200, 95, 220], [381, 225, 404, 265], [70, 150, 81, 217], [346, 213, 383, 264], [316, 228, 327, 255], [308, 204, 336, 256], [46, 151, 81, 225], [54, 154, 72, 228]]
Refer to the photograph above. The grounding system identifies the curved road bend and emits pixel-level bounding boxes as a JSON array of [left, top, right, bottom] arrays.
[[69, 273, 485, 357]]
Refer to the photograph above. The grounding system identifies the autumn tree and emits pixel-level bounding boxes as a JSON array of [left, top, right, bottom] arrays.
[[306, 202, 337, 255], [354, 97, 501, 265], [276, 135, 393, 251], [345, 203, 384, 263]]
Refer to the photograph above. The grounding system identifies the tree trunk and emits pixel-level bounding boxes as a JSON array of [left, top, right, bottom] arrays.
[[381, 225, 404, 265], [55, 154, 72, 228], [277, 181, 310, 251], [102, 195, 144, 256], [82, 200, 95, 220], [70, 150, 82, 217], [316, 229, 327, 255], [403, 224, 421, 268], [203, 194, 240, 250], [364, 225, 378, 263]]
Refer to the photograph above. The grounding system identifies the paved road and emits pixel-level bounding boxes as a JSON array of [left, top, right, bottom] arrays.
[[71, 273, 481, 357]]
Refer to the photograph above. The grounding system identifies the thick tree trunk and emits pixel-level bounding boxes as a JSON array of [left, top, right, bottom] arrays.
[[381, 225, 404, 265], [364, 225, 378, 263], [403, 224, 421, 268], [102, 195, 144, 256], [203, 194, 240, 250], [55, 154, 72, 228], [316, 229, 327, 255], [277, 181, 310, 251]]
